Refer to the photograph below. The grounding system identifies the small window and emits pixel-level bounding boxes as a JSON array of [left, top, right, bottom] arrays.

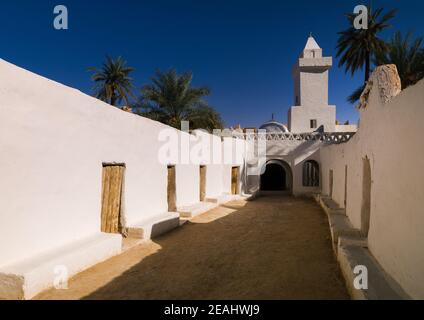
[[303, 160, 320, 187], [295, 96, 299, 105], [310, 119, 317, 129]]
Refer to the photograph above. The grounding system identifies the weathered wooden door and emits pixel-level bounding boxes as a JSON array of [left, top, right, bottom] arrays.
[[231, 167, 239, 195], [101, 165, 125, 234], [329, 169, 334, 199], [167, 166, 177, 212], [199, 166, 206, 201]]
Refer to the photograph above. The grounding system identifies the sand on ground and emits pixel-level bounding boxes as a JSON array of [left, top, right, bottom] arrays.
[[35, 195, 349, 300]]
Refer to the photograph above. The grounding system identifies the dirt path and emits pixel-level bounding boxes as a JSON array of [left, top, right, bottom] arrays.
[[35, 195, 349, 300]]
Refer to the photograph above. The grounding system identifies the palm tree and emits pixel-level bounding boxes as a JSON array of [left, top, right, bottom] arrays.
[[136, 69, 224, 131], [375, 32, 424, 89], [336, 6, 397, 103], [89, 56, 135, 106]]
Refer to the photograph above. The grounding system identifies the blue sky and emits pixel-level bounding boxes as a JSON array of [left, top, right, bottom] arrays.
[[1, 0, 423, 127]]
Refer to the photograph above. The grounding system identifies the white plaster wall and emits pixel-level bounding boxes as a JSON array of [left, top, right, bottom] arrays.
[[0, 59, 246, 268], [300, 70, 329, 107], [335, 124, 358, 132], [319, 77, 424, 299], [288, 105, 336, 133], [175, 164, 199, 208]]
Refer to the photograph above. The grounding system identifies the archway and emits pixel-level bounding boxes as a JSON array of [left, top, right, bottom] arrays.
[[260, 160, 292, 192]]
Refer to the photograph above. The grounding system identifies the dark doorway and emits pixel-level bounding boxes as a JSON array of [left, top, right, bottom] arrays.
[[261, 163, 286, 191], [361, 157, 371, 237]]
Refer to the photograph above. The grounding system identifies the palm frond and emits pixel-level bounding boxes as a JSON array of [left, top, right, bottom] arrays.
[[88, 56, 135, 106], [139, 69, 222, 131]]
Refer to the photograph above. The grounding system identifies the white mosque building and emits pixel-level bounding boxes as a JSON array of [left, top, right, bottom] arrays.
[[259, 36, 356, 135], [246, 36, 356, 196], [0, 36, 423, 300]]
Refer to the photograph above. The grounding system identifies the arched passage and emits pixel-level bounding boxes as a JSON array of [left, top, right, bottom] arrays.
[[260, 160, 292, 191]]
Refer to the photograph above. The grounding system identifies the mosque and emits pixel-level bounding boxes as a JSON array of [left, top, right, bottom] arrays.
[[259, 36, 356, 135], [243, 36, 356, 196]]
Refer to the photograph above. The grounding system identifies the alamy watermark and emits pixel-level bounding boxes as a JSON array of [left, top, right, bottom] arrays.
[[53, 265, 69, 290], [157, 122, 267, 176], [353, 5, 368, 30], [353, 265, 368, 290], [53, 5, 68, 30]]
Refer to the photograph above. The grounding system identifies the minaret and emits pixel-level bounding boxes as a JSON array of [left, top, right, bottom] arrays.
[[288, 35, 336, 133]]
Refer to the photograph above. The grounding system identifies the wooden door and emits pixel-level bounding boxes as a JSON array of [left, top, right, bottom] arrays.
[[329, 169, 334, 199], [167, 166, 177, 212], [101, 165, 125, 234], [231, 167, 239, 195], [199, 166, 206, 201]]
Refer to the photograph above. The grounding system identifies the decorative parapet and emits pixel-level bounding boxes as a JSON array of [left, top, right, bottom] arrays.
[[232, 132, 356, 144], [358, 64, 402, 109]]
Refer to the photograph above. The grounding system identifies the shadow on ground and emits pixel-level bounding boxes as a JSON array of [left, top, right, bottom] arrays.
[[38, 195, 349, 300], [86, 195, 348, 300]]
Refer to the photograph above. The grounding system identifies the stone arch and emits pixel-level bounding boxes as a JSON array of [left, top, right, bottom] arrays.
[[260, 159, 293, 192]]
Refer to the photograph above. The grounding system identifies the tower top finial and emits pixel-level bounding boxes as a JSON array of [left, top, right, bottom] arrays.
[[309, 32, 312, 37], [303, 35, 321, 51]]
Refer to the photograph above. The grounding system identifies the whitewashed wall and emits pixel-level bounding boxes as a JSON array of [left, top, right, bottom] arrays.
[[0, 60, 245, 268], [320, 68, 424, 299]]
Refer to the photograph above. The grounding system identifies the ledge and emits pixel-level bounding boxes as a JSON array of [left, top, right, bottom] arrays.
[[178, 202, 218, 218], [205, 193, 242, 205], [315, 194, 410, 300], [0, 233, 122, 300], [338, 244, 410, 300], [126, 212, 180, 240]]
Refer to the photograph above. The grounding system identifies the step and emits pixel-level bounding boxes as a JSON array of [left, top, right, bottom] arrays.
[[0, 233, 122, 300], [338, 235, 368, 248], [328, 213, 362, 253], [178, 202, 218, 218], [205, 194, 243, 205], [316, 194, 362, 253], [338, 244, 410, 300], [126, 212, 180, 240], [319, 195, 346, 216]]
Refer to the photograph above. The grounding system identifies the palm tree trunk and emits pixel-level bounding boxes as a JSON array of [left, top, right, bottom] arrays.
[[110, 92, 117, 106], [365, 51, 371, 83]]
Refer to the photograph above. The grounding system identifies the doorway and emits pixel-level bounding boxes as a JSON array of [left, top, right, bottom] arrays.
[[231, 167, 239, 195], [167, 165, 177, 212], [101, 164, 125, 234], [261, 163, 286, 191], [344, 165, 348, 208], [199, 165, 206, 201], [329, 169, 334, 198], [361, 157, 372, 237]]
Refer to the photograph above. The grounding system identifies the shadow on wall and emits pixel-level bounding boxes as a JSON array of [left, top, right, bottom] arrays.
[[68, 196, 349, 300]]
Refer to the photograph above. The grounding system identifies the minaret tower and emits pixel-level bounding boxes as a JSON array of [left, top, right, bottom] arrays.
[[288, 35, 336, 133]]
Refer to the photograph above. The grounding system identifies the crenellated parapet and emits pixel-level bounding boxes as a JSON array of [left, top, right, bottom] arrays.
[[232, 132, 356, 144]]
